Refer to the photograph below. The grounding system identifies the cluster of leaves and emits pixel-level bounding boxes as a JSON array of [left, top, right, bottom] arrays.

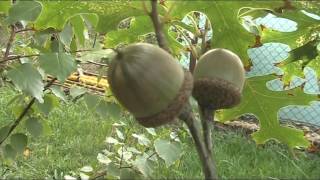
[[62, 121, 184, 180], [0, 0, 320, 168], [0, 0, 120, 161]]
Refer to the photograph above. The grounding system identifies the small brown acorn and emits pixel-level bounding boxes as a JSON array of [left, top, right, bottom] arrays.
[[108, 43, 193, 127], [192, 48, 245, 111]]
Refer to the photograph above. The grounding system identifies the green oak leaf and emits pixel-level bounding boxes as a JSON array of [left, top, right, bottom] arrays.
[[169, 1, 284, 67], [77, 49, 114, 63], [262, 7, 319, 49], [106, 103, 121, 120], [50, 85, 67, 102], [220, 75, 318, 148], [69, 86, 87, 99], [154, 139, 182, 167], [10, 133, 28, 153], [60, 13, 98, 47], [84, 93, 101, 110], [90, 1, 144, 33], [133, 153, 155, 177], [3, 144, 17, 159], [25, 117, 43, 137], [39, 52, 77, 82], [34, 1, 143, 32], [0, 125, 10, 143], [80, 13, 99, 28], [285, 39, 319, 65], [83, 93, 120, 119], [104, 15, 183, 56], [280, 62, 304, 86], [70, 15, 86, 46], [307, 56, 320, 76], [6, 0, 42, 24], [0, 1, 11, 15], [34, 1, 90, 30], [104, 16, 153, 47], [7, 63, 44, 103], [59, 22, 74, 48], [35, 94, 60, 116], [120, 168, 143, 180]]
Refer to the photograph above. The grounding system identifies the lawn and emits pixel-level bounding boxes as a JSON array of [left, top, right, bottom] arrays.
[[1, 87, 320, 179]]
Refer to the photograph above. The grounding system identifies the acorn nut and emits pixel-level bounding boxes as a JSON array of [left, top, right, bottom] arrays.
[[108, 43, 193, 127], [192, 48, 245, 110]]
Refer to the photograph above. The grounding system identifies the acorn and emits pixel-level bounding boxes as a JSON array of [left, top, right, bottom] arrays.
[[108, 43, 193, 127], [192, 48, 245, 111]]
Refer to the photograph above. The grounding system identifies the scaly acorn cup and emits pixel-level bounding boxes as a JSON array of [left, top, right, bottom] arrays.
[[193, 48, 245, 111], [108, 43, 193, 127]]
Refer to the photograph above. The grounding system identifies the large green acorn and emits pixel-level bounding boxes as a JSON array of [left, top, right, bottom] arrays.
[[193, 48, 245, 110], [108, 43, 193, 127]]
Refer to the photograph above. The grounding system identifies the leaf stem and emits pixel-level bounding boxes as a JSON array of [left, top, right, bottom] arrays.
[[199, 106, 215, 156], [76, 59, 109, 67], [119, 128, 131, 169]]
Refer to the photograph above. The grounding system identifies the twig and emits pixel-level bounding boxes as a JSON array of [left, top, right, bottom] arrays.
[[1, 54, 40, 63], [1, 25, 16, 65], [74, 49, 95, 53], [119, 166, 133, 169], [179, 103, 217, 179], [92, 33, 98, 48], [82, 71, 108, 79], [147, 152, 157, 159], [149, 0, 171, 53], [1, 53, 109, 68], [189, 48, 197, 73], [0, 78, 57, 146], [201, 18, 210, 55], [78, 60, 109, 67], [15, 28, 36, 33]]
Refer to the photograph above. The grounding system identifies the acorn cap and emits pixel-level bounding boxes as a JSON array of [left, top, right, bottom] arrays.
[[108, 43, 193, 127], [193, 48, 245, 110]]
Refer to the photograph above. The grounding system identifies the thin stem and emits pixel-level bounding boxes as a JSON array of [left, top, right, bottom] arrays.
[[92, 33, 98, 48], [0, 78, 57, 146], [147, 152, 157, 160], [149, 0, 171, 53], [1, 54, 40, 63], [199, 106, 215, 156], [201, 18, 210, 55], [119, 128, 131, 169], [15, 28, 36, 33], [179, 103, 217, 180], [1, 25, 16, 65], [79, 60, 109, 67]]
